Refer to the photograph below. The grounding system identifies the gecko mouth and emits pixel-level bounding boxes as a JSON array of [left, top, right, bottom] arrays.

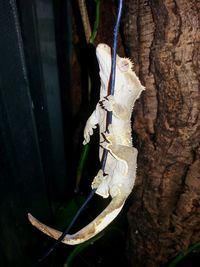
[[28, 195, 126, 245]]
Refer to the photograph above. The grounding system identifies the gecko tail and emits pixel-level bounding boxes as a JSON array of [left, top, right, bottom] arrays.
[[28, 195, 126, 245]]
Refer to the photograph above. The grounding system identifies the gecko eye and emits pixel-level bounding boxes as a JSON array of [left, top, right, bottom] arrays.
[[118, 58, 133, 72]]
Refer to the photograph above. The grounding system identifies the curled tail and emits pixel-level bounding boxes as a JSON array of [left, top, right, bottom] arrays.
[[28, 195, 126, 245]]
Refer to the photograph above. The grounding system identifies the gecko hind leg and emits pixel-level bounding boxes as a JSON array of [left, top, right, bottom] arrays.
[[91, 169, 110, 198]]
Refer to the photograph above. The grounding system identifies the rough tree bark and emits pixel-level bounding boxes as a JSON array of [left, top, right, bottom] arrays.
[[123, 0, 200, 266]]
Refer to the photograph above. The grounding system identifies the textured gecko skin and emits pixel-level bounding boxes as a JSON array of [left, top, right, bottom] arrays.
[[28, 43, 145, 245]]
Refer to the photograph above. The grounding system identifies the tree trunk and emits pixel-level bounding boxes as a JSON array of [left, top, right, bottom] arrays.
[[123, 0, 200, 266]]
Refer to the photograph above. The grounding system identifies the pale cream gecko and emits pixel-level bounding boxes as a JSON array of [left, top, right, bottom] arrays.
[[28, 43, 145, 245]]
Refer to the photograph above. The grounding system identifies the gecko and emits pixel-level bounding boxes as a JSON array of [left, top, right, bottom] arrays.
[[28, 43, 145, 245]]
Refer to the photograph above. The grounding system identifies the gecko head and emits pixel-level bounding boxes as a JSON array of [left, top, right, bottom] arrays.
[[96, 43, 145, 107], [116, 56, 145, 104], [96, 43, 128, 95]]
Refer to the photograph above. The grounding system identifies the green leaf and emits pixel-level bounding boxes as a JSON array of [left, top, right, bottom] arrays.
[[89, 0, 101, 44], [168, 241, 200, 267]]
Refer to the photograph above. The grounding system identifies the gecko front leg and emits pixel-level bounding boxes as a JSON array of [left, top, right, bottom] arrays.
[[83, 108, 99, 145], [101, 95, 129, 120]]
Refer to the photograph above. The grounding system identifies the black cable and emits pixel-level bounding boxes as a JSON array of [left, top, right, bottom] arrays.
[[108, 0, 123, 124], [101, 0, 123, 171], [33, 190, 96, 266]]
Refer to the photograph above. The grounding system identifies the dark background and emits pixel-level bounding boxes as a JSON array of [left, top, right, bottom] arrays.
[[0, 0, 71, 265], [0, 1, 129, 266]]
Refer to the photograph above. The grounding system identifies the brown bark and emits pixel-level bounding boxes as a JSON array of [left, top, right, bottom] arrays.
[[123, 0, 200, 266]]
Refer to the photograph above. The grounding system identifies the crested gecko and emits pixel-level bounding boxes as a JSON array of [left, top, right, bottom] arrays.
[[28, 43, 145, 245]]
